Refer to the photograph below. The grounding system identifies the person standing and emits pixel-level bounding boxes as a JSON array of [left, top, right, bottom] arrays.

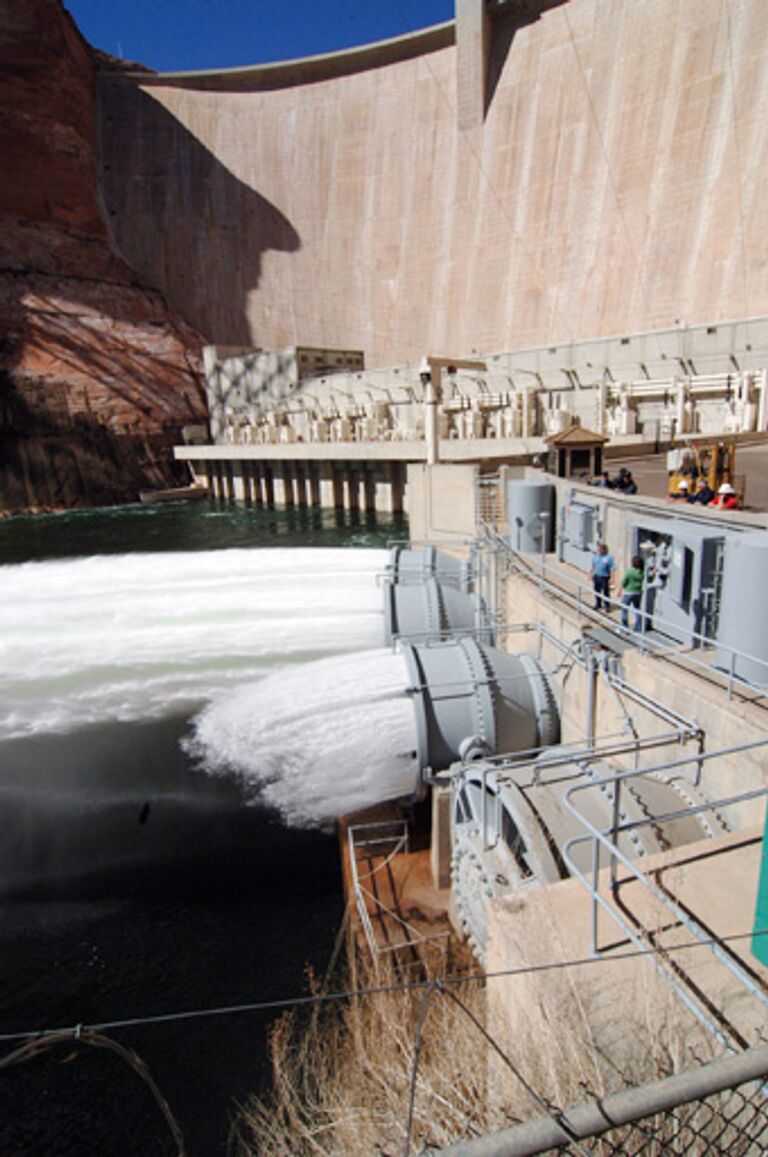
[[620, 555, 645, 631], [590, 542, 615, 612]]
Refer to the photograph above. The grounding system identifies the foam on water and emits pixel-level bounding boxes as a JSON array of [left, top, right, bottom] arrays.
[[185, 648, 419, 825], [0, 547, 386, 740]]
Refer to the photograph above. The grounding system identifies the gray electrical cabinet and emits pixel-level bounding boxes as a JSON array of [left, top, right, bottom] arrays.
[[630, 517, 727, 646], [715, 532, 768, 685], [558, 490, 600, 571], [506, 480, 555, 554]]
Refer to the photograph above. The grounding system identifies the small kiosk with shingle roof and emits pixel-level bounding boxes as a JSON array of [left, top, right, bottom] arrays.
[[544, 425, 609, 480]]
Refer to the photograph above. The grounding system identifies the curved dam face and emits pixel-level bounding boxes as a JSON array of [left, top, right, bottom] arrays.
[[97, 0, 768, 365]]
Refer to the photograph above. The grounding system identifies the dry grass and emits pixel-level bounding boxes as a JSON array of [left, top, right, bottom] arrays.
[[232, 927, 724, 1157], [231, 940, 516, 1156]]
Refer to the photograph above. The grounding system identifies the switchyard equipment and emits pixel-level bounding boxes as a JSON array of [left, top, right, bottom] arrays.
[[505, 480, 555, 555], [715, 531, 768, 685], [631, 516, 728, 646], [557, 488, 601, 571], [451, 753, 729, 959]]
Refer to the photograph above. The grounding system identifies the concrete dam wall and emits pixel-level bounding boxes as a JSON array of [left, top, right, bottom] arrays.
[[99, 0, 768, 368]]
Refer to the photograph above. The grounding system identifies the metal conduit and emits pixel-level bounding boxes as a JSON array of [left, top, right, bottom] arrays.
[[472, 730, 686, 779], [601, 666, 700, 738], [428, 1044, 768, 1157], [519, 619, 700, 740], [563, 732, 768, 787]]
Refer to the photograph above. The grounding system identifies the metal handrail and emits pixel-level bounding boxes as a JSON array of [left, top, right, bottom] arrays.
[[559, 738, 768, 1045], [348, 821, 449, 959], [494, 534, 768, 701]]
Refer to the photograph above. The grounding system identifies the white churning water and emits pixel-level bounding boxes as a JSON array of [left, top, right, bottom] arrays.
[[0, 548, 388, 743], [186, 648, 419, 826]]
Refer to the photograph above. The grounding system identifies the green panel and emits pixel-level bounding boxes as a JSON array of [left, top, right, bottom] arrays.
[[752, 810, 768, 967]]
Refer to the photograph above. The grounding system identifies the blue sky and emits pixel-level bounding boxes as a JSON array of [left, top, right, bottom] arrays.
[[66, 0, 456, 72]]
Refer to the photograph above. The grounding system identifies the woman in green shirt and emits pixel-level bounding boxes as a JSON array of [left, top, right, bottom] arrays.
[[620, 555, 645, 631]]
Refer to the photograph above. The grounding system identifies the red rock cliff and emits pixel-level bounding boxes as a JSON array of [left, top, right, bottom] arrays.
[[0, 0, 206, 513]]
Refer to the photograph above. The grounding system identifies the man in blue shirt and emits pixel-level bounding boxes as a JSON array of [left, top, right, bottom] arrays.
[[590, 542, 616, 612]]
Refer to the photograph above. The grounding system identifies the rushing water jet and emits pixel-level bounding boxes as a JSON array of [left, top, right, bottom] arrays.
[[186, 649, 420, 825], [0, 546, 386, 739]]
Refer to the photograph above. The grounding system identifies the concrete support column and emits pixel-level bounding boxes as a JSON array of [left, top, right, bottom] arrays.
[[456, 0, 490, 130], [332, 466, 344, 510], [224, 462, 235, 501], [758, 369, 768, 433], [263, 466, 274, 507], [242, 461, 253, 504], [597, 379, 607, 435], [363, 468, 376, 514], [425, 378, 440, 466], [374, 477, 393, 514], [430, 784, 453, 890], [309, 465, 321, 508]]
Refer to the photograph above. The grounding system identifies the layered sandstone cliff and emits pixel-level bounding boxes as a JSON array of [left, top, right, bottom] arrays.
[[0, 0, 206, 513]]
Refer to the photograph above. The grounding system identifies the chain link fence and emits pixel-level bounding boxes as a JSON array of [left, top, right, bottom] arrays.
[[430, 1043, 768, 1156], [591, 1077, 768, 1156]]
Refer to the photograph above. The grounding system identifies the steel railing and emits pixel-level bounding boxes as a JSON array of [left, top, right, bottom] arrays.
[[559, 738, 768, 1047], [480, 528, 768, 702]]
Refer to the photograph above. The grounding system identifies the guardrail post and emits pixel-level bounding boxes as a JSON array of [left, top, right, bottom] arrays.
[[610, 780, 621, 893], [590, 837, 601, 956]]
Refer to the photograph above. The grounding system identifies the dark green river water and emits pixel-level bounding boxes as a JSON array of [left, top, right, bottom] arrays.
[[0, 498, 406, 1156]]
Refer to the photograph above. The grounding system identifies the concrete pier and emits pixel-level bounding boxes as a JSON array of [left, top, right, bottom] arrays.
[[184, 448, 407, 513]]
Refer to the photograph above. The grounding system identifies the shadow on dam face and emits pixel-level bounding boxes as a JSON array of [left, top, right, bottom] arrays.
[[97, 83, 302, 346]]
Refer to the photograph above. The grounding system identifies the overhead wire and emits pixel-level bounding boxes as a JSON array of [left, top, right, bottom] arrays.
[[0, 1028, 187, 1156], [1, 926, 766, 1045]]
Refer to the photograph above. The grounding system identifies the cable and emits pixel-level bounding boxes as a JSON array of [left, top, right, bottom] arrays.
[[1, 927, 766, 1045], [0, 1028, 186, 1156], [403, 980, 438, 1157], [441, 982, 591, 1155]]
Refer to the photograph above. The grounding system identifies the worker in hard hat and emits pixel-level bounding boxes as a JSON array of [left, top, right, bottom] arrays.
[[670, 479, 690, 500], [711, 482, 739, 510]]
